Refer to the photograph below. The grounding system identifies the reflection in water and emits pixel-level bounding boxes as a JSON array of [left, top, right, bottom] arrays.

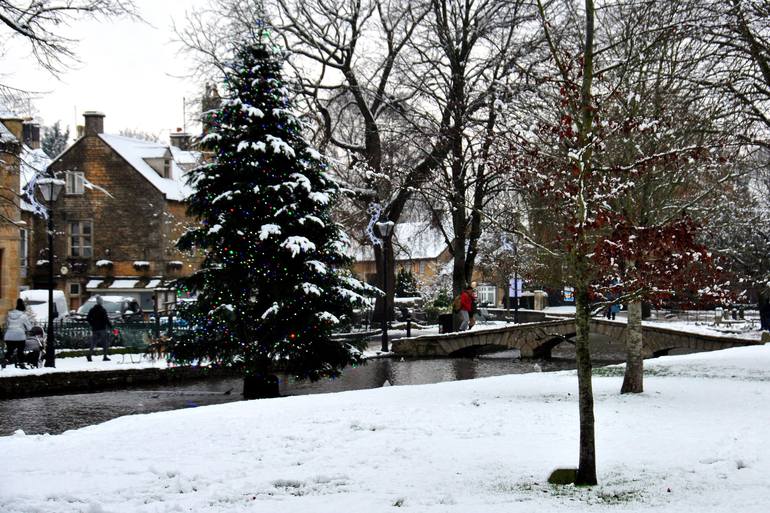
[[0, 351, 590, 436]]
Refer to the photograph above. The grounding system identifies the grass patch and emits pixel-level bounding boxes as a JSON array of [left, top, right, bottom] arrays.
[[592, 366, 674, 378], [496, 476, 647, 506]]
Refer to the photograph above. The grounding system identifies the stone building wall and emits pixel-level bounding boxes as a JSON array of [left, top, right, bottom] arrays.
[[0, 117, 23, 314]]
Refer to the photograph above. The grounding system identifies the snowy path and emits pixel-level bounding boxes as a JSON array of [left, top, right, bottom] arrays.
[[0, 344, 768, 512]]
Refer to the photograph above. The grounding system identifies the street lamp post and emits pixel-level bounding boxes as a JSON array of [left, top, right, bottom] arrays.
[[512, 237, 519, 324], [37, 177, 64, 368], [376, 221, 395, 352]]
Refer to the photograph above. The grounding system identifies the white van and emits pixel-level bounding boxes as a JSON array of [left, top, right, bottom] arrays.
[[20, 289, 70, 323]]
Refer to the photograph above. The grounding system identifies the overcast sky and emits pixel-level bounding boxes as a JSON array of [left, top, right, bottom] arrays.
[[7, 0, 209, 142]]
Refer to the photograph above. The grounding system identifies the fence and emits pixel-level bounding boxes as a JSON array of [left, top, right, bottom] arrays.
[[30, 320, 168, 350]]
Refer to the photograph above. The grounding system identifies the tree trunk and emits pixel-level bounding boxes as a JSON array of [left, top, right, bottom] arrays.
[[243, 374, 280, 399], [621, 300, 644, 394], [759, 289, 770, 331], [575, 284, 597, 485], [452, 233, 466, 297], [372, 239, 396, 323]]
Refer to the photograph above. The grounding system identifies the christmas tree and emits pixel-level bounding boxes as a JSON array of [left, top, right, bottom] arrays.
[[171, 41, 375, 398]]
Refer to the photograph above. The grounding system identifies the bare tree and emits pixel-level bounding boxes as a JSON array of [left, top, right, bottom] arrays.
[[696, 0, 770, 149], [408, 0, 537, 296], [0, 0, 137, 73], [264, 0, 444, 319], [591, 0, 744, 394], [0, 0, 138, 103]]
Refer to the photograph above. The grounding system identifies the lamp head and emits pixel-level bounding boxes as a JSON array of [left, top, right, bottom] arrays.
[[36, 177, 65, 202], [375, 221, 395, 238]]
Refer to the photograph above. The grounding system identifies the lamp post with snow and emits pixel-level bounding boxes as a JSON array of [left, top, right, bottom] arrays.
[[37, 176, 64, 367], [376, 221, 395, 352], [512, 237, 519, 324]]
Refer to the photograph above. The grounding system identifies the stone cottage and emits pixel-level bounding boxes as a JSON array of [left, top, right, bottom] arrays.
[[29, 111, 202, 313]]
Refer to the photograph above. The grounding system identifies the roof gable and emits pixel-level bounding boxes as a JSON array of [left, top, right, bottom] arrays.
[[99, 134, 196, 201]]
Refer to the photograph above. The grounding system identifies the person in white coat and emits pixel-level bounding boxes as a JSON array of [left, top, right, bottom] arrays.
[[3, 298, 32, 369]]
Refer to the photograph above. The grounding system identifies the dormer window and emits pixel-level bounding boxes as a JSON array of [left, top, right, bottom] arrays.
[[65, 171, 85, 195], [143, 157, 172, 178]]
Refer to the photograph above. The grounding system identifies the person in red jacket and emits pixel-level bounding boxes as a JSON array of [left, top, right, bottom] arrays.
[[458, 284, 475, 331]]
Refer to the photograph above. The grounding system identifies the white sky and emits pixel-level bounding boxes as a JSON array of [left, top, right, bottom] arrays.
[[5, 0, 210, 142]]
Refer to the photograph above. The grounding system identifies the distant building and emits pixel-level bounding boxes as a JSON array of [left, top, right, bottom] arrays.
[[351, 221, 452, 286], [27, 111, 203, 313]]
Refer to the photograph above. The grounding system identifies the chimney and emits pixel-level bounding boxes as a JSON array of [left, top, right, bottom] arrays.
[[76, 125, 84, 139], [22, 121, 41, 149], [169, 128, 191, 151], [83, 111, 105, 136], [0, 114, 23, 143]]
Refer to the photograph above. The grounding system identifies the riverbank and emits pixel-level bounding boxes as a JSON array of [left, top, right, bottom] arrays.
[[1, 343, 768, 512]]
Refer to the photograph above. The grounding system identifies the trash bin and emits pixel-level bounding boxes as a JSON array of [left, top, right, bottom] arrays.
[[439, 313, 454, 334]]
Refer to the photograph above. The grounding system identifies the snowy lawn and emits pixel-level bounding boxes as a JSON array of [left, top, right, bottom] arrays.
[[1, 344, 769, 512]]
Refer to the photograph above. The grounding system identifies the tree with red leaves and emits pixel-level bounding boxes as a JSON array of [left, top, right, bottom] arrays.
[[496, 0, 744, 485], [593, 218, 733, 393]]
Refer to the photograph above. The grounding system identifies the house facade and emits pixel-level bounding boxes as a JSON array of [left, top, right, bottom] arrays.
[[351, 221, 453, 287], [351, 220, 544, 308], [27, 111, 202, 313], [0, 110, 23, 314]]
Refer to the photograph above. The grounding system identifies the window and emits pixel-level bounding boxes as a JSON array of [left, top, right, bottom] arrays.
[[69, 283, 81, 296], [65, 171, 85, 195], [418, 261, 426, 275], [477, 284, 496, 307], [19, 228, 28, 277], [69, 220, 93, 257]]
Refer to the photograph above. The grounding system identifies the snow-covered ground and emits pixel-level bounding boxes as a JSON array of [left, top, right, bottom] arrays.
[[1, 343, 769, 512], [0, 354, 168, 378]]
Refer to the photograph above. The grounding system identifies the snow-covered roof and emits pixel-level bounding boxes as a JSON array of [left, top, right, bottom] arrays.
[[0, 104, 19, 119], [146, 279, 161, 289], [169, 145, 200, 166], [99, 134, 195, 201], [86, 279, 104, 290], [351, 221, 449, 262]]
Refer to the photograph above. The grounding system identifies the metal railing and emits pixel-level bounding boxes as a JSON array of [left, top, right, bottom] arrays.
[[24, 320, 166, 350]]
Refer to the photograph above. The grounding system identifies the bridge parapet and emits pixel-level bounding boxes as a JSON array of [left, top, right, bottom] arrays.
[[391, 319, 576, 357], [390, 317, 761, 358]]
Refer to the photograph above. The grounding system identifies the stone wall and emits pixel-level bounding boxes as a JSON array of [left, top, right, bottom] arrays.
[[0, 366, 237, 399]]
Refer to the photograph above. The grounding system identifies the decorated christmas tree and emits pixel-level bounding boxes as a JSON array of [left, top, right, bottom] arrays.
[[171, 41, 375, 398]]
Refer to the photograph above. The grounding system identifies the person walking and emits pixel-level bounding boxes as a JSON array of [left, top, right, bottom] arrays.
[[469, 282, 480, 328], [609, 302, 620, 321], [458, 284, 475, 331], [86, 295, 112, 362], [3, 298, 32, 369]]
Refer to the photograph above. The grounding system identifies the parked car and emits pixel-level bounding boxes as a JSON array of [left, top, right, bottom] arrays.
[[70, 295, 143, 322], [20, 289, 70, 323]]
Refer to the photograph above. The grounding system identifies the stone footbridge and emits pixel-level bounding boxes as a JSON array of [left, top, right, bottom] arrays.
[[390, 318, 761, 358]]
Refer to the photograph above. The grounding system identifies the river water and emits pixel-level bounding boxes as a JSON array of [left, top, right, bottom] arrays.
[[0, 340, 624, 436]]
